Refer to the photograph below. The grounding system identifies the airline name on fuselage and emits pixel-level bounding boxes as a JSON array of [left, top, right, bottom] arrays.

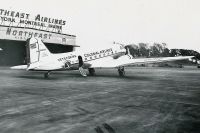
[[84, 48, 113, 58], [58, 54, 76, 62], [58, 48, 113, 62]]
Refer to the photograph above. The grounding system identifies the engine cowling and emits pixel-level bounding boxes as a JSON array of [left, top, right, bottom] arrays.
[[64, 61, 71, 69]]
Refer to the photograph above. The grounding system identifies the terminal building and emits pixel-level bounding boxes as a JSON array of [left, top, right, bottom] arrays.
[[0, 9, 76, 66]]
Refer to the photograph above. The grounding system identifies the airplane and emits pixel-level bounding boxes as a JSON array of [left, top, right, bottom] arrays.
[[11, 37, 194, 78]]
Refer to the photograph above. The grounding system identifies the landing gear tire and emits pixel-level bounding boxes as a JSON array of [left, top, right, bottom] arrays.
[[118, 66, 125, 77], [88, 68, 95, 76], [44, 71, 50, 79], [79, 67, 87, 77]]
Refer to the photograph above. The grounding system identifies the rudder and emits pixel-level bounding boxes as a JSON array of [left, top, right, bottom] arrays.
[[26, 37, 51, 65]]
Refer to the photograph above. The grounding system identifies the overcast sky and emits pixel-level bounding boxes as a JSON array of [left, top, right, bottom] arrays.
[[1, 0, 200, 51]]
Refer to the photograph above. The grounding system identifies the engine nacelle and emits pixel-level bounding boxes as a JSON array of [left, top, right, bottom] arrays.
[[63, 61, 71, 69]]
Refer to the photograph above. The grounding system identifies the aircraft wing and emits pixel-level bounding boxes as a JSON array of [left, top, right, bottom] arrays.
[[89, 55, 194, 68]]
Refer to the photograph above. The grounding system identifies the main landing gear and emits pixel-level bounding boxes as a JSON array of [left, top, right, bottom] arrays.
[[78, 56, 87, 77], [79, 67, 87, 77], [44, 71, 51, 79], [88, 68, 95, 76], [118, 66, 125, 77]]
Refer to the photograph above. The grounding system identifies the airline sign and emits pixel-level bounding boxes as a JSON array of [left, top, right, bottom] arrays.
[[0, 26, 76, 45], [0, 9, 66, 33]]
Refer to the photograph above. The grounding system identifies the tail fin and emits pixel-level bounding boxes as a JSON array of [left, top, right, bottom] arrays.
[[26, 37, 51, 65]]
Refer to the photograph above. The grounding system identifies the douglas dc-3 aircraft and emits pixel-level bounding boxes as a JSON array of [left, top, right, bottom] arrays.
[[11, 37, 193, 78]]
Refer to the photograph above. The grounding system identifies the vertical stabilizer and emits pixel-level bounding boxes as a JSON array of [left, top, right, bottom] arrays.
[[26, 38, 52, 70]]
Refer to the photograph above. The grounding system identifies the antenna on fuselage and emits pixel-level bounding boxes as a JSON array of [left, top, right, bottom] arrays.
[[113, 41, 126, 49]]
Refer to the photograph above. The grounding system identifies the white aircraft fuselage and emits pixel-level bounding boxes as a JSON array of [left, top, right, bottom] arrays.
[[11, 37, 194, 78]]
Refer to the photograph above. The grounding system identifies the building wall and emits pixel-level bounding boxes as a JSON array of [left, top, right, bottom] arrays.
[[0, 26, 76, 45]]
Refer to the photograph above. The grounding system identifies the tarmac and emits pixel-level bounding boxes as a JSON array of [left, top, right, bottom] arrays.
[[0, 67, 200, 133]]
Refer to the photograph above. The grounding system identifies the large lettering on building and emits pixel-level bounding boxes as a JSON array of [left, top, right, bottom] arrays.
[[0, 9, 66, 33], [0, 27, 76, 45]]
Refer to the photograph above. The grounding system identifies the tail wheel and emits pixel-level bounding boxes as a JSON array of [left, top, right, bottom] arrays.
[[88, 68, 95, 76], [118, 66, 125, 77], [44, 71, 51, 79]]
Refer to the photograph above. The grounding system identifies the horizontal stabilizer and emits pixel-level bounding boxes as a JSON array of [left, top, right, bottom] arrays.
[[27, 62, 41, 70], [10, 65, 27, 70]]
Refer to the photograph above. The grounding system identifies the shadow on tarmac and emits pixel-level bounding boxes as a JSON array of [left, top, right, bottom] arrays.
[[14, 73, 153, 81]]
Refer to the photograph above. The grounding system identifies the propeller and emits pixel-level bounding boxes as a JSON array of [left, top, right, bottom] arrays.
[[78, 55, 87, 76], [78, 56, 84, 67]]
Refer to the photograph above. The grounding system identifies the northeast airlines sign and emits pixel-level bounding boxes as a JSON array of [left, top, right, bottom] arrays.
[[0, 27, 75, 45], [0, 9, 66, 33]]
